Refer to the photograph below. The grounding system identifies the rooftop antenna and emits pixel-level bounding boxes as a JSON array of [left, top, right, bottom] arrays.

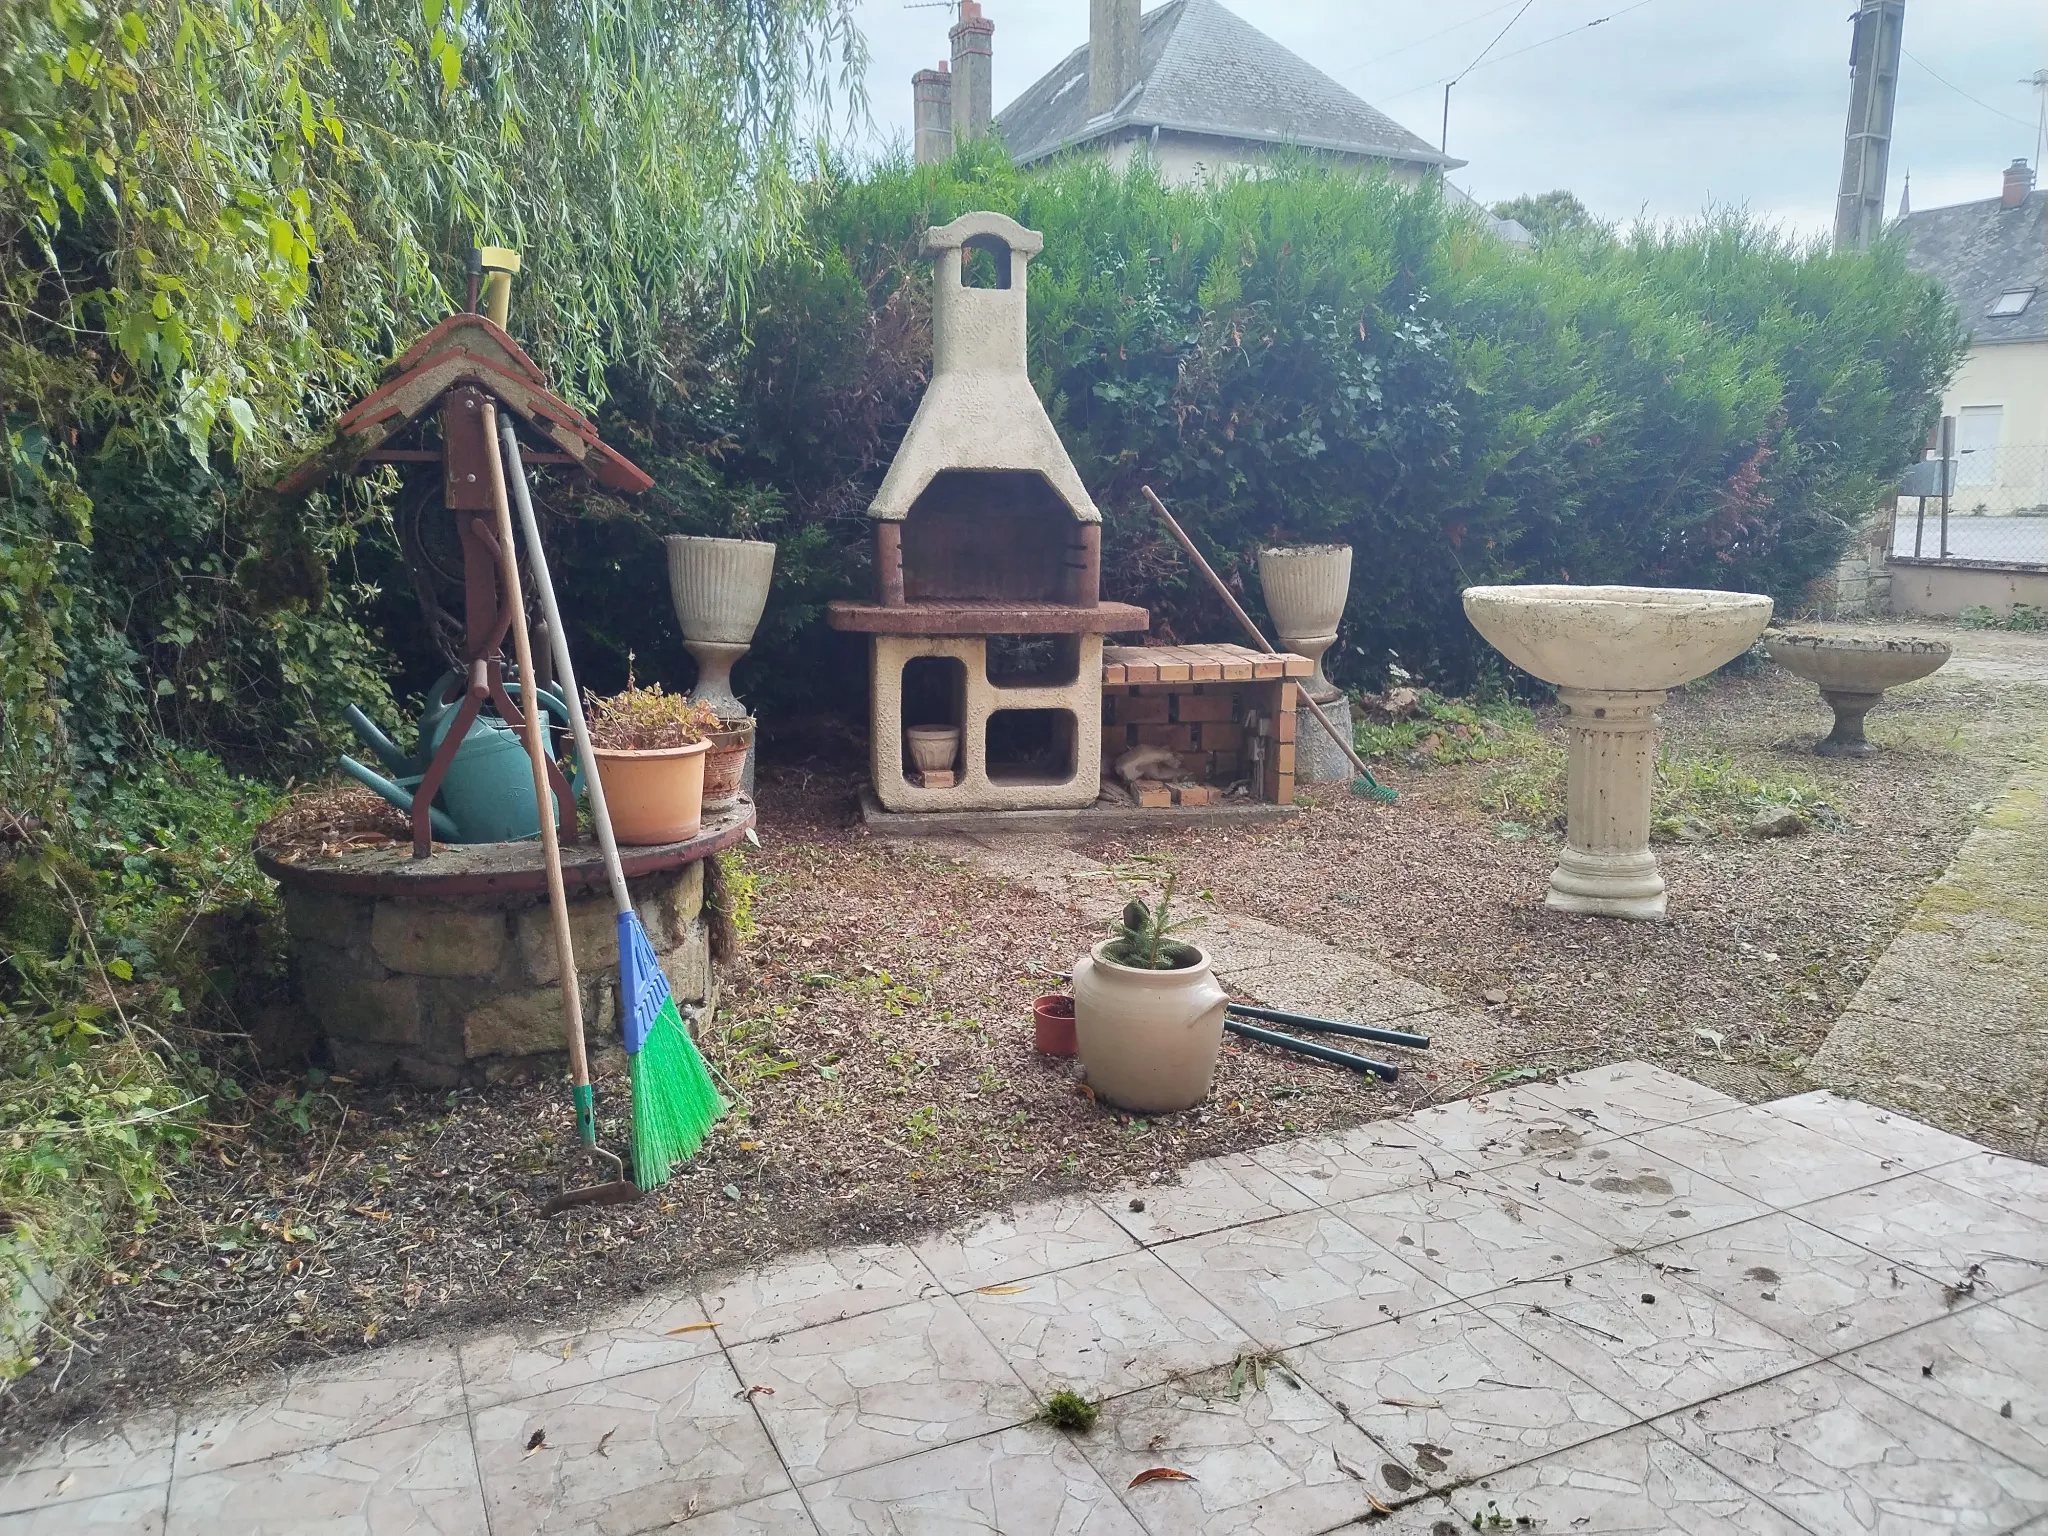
[[1835, 0, 1906, 252]]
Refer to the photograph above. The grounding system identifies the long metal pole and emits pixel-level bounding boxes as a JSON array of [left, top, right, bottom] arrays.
[[1225, 1018, 1398, 1081], [1226, 1002, 1431, 1051]]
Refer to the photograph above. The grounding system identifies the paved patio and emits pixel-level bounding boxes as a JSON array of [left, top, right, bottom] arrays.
[[5, 1061, 2046, 1534]]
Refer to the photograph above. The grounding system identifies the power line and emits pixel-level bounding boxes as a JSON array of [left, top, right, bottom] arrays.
[[1900, 49, 2037, 132], [1380, 0, 1674, 106], [1331, 0, 1534, 81], [1440, 0, 1537, 153]]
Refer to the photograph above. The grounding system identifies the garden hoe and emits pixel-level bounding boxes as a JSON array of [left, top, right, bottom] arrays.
[[1141, 486, 1397, 804], [499, 418, 727, 1192], [481, 402, 637, 1215]]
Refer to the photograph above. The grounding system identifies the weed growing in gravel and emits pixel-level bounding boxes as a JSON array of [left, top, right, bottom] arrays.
[[1959, 603, 2048, 632], [1354, 691, 1537, 767]]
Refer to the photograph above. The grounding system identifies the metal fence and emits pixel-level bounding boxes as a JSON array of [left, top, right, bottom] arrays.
[[1891, 444, 2048, 565]]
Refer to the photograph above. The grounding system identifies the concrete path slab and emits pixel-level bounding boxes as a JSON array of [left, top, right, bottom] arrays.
[[1812, 758, 2048, 1155], [7, 1063, 2044, 1534]]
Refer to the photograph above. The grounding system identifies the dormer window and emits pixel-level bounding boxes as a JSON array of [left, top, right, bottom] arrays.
[[1989, 287, 2037, 318]]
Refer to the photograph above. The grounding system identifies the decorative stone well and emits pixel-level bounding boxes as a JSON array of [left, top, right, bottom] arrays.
[[259, 807, 750, 1085]]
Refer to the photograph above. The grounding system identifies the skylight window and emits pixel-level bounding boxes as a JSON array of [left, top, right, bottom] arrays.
[[1989, 287, 2037, 318]]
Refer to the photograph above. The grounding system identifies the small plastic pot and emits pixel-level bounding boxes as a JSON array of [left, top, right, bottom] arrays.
[[1033, 994, 1078, 1057]]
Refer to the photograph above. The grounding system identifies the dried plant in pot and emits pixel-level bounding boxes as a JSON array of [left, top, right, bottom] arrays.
[[585, 681, 720, 845], [1072, 876, 1228, 1114]]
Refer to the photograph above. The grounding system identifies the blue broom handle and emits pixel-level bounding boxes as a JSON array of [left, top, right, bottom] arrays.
[[498, 421, 634, 918]]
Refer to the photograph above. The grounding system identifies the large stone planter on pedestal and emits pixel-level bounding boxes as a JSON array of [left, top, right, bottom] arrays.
[[1259, 545, 1353, 784], [1761, 631, 1951, 757], [1463, 585, 1773, 921], [665, 536, 775, 720]]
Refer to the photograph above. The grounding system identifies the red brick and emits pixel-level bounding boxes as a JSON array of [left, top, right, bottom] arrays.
[[1112, 694, 1170, 725], [1175, 694, 1236, 724], [1135, 786, 1173, 809], [1199, 722, 1244, 751], [1134, 723, 1196, 752], [1275, 708, 1296, 745]]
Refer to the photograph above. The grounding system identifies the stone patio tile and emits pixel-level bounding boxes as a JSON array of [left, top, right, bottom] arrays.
[[1757, 1091, 1988, 1176], [1247, 1121, 1474, 1207], [0, 1486, 166, 1534], [1100, 1152, 1315, 1245], [458, 1285, 720, 1409], [1836, 1306, 2048, 1472], [175, 1340, 465, 1476], [0, 1410, 174, 1514], [1154, 1208, 1452, 1350], [958, 1248, 1254, 1400], [1647, 1211, 1968, 1356], [1404, 1086, 1631, 1171], [1074, 1360, 1414, 1533], [1520, 1059, 1742, 1138], [1437, 1425, 1809, 1535], [727, 1295, 1035, 1486], [1928, 1149, 2048, 1228], [1333, 1172, 1615, 1300], [1498, 1141, 1772, 1251], [696, 1242, 936, 1345], [165, 1416, 485, 1535], [1795, 1173, 2048, 1301], [1635, 1106, 1908, 1210], [660, 1492, 817, 1535], [1472, 1255, 1814, 1419], [1654, 1362, 2048, 1534], [911, 1195, 1138, 1295], [801, 1424, 1143, 1536], [471, 1354, 788, 1536], [1290, 1302, 1635, 1491]]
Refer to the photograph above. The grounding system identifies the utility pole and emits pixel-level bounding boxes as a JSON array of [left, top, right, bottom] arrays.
[[1835, 0, 1906, 252]]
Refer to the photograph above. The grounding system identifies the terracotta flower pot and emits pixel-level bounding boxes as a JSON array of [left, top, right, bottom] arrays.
[[1072, 940, 1228, 1114], [591, 740, 710, 845], [1033, 994, 1077, 1057], [702, 718, 755, 811]]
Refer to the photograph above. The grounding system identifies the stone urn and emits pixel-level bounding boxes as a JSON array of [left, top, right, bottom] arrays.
[[1463, 585, 1774, 921], [665, 536, 776, 720], [1072, 941, 1229, 1114], [905, 725, 961, 778], [1762, 631, 1952, 757], [1259, 545, 1353, 783]]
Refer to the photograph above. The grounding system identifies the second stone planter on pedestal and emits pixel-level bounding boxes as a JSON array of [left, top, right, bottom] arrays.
[[1463, 585, 1774, 921], [1259, 545, 1354, 784]]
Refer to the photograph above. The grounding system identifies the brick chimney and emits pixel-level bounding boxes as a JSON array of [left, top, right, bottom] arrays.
[[913, 61, 954, 165], [2004, 158, 2036, 207], [950, 2, 993, 144], [1089, 0, 1141, 120]]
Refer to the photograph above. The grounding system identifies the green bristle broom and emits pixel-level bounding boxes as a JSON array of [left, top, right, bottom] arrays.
[[499, 420, 726, 1187]]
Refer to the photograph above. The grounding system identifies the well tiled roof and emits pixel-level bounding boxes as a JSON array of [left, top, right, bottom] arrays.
[[1896, 189, 2048, 345], [998, 0, 1458, 172]]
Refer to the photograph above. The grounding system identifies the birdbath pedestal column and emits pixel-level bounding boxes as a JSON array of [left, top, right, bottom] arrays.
[[1464, 585, 1775, 922], [1552, 687, 1668, 921]]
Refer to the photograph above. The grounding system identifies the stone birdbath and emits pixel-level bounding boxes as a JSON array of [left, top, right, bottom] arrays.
[[1463, 585, 1774, 921], [1761, 631, 1952, 757]]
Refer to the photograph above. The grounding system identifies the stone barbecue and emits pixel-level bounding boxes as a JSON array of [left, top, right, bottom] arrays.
[[829, 212, 1148, 812]]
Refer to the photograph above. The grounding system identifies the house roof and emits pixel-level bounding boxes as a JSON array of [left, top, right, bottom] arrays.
[[1896, 189, 2048, 346], [998, 0, 1459, 173]]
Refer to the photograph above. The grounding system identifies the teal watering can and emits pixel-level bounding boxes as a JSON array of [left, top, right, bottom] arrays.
[[339, 671, 571, 844]]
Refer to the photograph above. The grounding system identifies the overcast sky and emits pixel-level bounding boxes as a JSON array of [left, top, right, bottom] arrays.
[[840, 0, 2047, 236]]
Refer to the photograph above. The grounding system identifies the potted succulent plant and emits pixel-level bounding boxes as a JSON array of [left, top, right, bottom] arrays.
[[585, 681, 720, 845], [1071, 876, 1229, 1114]]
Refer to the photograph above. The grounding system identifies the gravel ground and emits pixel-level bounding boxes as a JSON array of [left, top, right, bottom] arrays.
[[5, 656, 2040, 1449], [1093, 660, 2048, 1125]]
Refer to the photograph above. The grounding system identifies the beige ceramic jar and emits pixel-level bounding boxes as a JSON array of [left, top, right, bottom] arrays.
[[1072, 940, 1229, 1114]]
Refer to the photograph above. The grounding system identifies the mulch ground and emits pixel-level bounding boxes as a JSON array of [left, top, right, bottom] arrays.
[[4, 657, 2040, 1449]]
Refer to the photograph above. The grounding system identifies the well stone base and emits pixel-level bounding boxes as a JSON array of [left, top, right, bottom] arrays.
[[1291, 694, 1353, 785], [281, 863, 711, 1087]]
